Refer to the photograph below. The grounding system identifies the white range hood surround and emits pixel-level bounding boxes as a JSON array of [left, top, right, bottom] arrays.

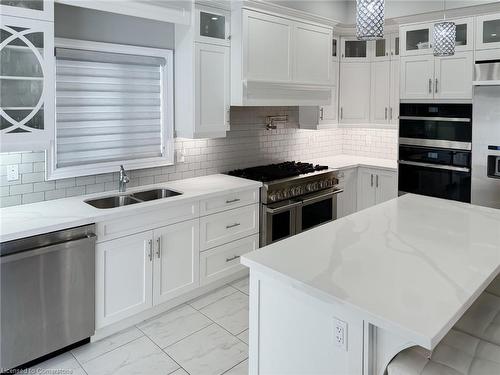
[[230, 1, 338, 106]]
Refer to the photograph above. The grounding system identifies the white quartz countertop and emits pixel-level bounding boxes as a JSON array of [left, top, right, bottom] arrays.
[[308, 155, 397, 171], [0, 174, 262, 243], [241, 194, 500, 350]]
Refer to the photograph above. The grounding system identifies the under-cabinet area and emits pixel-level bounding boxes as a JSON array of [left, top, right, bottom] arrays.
[[2, 1, 500, 375]]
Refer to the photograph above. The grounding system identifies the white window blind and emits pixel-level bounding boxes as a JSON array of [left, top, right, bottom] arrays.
[[55, 47, 167, 168]]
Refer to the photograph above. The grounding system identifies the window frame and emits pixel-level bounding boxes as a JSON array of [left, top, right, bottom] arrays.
[[47, 38, 174, 180]]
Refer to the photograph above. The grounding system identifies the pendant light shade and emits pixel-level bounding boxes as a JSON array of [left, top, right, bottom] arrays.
[[433, 0, 456, 56], [356, 0, 385, 40]]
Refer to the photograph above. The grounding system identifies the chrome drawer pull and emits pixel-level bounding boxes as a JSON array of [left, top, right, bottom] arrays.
[[156, 237, 161, 259], [226, 255, 240, 262], [147, 239, 153, 261], [226, 198, 240, 204], [226, 223, 241, 229]]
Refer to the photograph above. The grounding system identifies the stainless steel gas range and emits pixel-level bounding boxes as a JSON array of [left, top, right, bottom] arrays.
[[228, 162, 343, 246]]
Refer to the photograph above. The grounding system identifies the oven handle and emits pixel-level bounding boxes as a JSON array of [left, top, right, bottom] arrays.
[[298, 188, 344, 205], [266, 201, 302, 214], [399, 116, 471, 123], [399, 160, 471, 173]]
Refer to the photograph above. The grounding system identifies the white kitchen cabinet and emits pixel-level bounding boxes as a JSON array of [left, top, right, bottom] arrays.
[[231, 7, 333, 106], [372, 37, 390, 61], [195, 5, 230, 46], [341, 37, 370, 62], [337, 168, 358, 218], [175, 5, 230, 139], [400, 55, 435, 100], [434, 52, 473, 100], [476, 13, 500, 50], [194, 43, 230, 137], [400, 51, 473, 100], [294, 22, 333, 84], [400, 24, 433, 56], [0, 0, 53, 21], [370, 61, 391, 124], [243, 10, 293, 82], [153, 219, 200, 305], [339, 62, 371, 124], [96, 231, 153, 329], [357, 168, 398, 211], [200, 234, 259, 285], [0, 15, 55, 152]]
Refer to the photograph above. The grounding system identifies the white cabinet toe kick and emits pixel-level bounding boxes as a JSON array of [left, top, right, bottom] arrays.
[[94, 187, 259, 334]]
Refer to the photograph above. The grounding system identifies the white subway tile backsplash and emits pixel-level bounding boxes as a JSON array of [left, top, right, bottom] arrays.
[[0, 108, 397, 208]]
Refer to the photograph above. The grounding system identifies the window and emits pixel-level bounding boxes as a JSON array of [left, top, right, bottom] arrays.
[[47, 38, 174, 179]]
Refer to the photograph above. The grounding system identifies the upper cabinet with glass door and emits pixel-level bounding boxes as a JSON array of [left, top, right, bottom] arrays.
[[195, 5, 230, 46], [0, 15, 54, 152], [341, 37, 371, 62], [372, 37, 390, 61], [0, 0, 53, 21], [401, 17, 473, 56], [476, 13, 500, 51]]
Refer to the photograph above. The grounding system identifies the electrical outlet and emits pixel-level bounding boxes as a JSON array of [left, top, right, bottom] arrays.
[[175, 148, 186, 163], [6, 164, 19, 181], [334, 318, 347, 351]]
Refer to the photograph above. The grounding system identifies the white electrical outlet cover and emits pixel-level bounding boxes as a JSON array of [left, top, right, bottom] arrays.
[[7, 164, 19, 181], [334, 318, 348, 351]]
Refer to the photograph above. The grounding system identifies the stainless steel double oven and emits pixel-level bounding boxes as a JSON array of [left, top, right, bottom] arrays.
[[260, 173, 342, 246], [398, 103, 473, 203]]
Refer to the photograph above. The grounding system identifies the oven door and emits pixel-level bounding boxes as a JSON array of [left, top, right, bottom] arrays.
[[399, 161, 471, 203], [296, 188, 343, 234], [261, 200, 301, 246]]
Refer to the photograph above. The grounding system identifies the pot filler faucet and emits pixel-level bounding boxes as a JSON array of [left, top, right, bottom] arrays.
[[119, 165, 129, 192]]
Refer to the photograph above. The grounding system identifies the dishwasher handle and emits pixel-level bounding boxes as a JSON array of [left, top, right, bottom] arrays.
[[1, 234, 97, 264]]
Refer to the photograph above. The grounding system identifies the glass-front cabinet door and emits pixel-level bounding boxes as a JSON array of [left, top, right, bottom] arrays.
[[341, 37, 370, 62], [453, 17, 474, 52], [476, 13, 500, 50], [195, 5, 230, 46], [400, 24, 432, 56], [373, 38, 389, 61], [332, 36, 339, 62], [0, 0, 53, 21], [390, 34, 400, 58], [0, 15, 54, 151]]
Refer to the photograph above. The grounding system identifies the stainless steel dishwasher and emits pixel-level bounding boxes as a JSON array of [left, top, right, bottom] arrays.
[[1, 224, 96, 370]]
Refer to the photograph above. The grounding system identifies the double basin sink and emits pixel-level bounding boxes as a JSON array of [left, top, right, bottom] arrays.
[[85, 188, 182, 209]]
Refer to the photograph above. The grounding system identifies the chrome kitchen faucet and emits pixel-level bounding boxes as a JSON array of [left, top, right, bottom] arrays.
[[118, 165, 130, 192]]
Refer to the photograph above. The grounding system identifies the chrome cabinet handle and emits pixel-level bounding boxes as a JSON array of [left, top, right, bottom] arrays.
[[428, 78, 432, 94], [435, 78, 438, 94], [376, 175, 379, 188], [156, 237, 161, 259], [226, 223, 241, 229], [226, 255, 240, 262], [340, 107, 343, 120], [226, 198, 240, 204], [371, 174, 374, 187], [147, 239, 153, 261], [320, 107, 324, 120], [390, 107, 393, 120], [385, 107, 388, 120]]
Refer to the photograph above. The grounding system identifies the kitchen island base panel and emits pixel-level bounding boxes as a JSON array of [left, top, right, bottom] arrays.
[[247, 271, 413, 375]]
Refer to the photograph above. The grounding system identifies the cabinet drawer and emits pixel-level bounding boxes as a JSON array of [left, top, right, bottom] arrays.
[[200, 203, 259, 250], [200, 234, 258, 285], [97, 202, 199, 242], [200, 188, 259, 215]]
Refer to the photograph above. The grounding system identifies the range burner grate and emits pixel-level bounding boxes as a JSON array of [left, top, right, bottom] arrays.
[[228, 161, 329, 182]]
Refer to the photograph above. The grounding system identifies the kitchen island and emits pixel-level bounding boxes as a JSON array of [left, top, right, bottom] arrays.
[[241, 194, 500, 375]]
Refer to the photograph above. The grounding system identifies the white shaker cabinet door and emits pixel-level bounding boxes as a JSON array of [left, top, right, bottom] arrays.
[[195, 43, 230, 137], [390, 59, 400, 125], [243, 10, 293, 82], [293, 22, 332, 84], [339, 62, 371, 124], [357, 168, 377, 211], [153, 219, 200, 305], [400, 55, 434, 100], [434, 51, 473, 100], [370, 61, 391, 124], [374, 170, 398, 205], [337, 168, 358, 218], [96, 231, 153, 329]]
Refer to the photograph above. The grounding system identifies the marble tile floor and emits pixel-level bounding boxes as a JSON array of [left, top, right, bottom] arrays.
[[28, 277, 251, 375]]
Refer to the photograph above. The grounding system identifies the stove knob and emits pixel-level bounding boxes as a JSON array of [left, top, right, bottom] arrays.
[[306, 183, 313, 192], [269, 193, 276, 202], [276, 190, 283, 200], [283, 190, 289, 198]]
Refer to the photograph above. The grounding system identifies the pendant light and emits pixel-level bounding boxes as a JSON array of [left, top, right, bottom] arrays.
[[356, 0, 385, 40], [433, 0, 456, 56]]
